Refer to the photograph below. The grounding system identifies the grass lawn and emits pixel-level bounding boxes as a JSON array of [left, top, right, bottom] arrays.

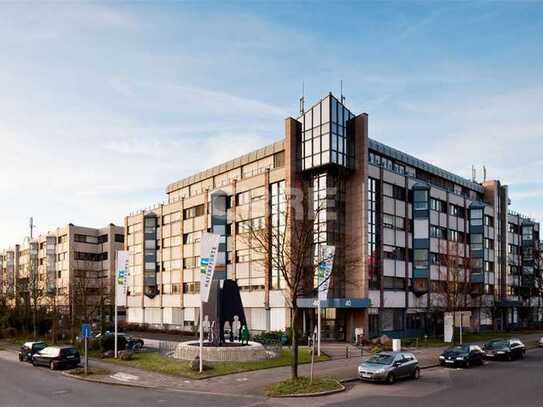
[[266, 376, 342, 397], [68, 367, 112, 377], [98, 347, 330, 379]]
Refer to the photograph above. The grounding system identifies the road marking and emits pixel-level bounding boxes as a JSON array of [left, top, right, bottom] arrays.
[[52, 390, 70, 395], [111, 372, 140, 382]]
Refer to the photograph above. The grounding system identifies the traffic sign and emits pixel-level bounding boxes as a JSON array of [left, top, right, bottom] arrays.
[[81, 323, 92, 339]]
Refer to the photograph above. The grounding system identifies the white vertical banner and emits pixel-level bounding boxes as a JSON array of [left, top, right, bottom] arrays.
[[317, 245, 335, 301], [199, 232, 221, 303], [115, 251, 129, 307]]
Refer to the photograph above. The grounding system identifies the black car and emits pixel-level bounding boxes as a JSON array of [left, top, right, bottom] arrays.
[[18, 341, 48, 363], [95, 332, 144, 351], [439, 344, 484, 368], [32, 346, 80, 370], [483, 338, 526, 361]]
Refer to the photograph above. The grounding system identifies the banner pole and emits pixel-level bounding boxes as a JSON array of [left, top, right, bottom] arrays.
[[317, 299, 321, 357], [114, 302, 118, 358], [199, 301, 203, 373], [114, 252, 118, 359]]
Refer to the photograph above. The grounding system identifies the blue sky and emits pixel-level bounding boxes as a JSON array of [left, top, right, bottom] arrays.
[[1, 1, 542, 247]]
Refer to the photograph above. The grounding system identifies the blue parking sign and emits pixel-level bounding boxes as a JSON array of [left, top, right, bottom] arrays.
[[81, 323, 92, 338]]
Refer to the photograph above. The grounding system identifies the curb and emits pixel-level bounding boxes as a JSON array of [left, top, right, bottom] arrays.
[[269, 382, 346, 398], [62, 371, 156, 390]]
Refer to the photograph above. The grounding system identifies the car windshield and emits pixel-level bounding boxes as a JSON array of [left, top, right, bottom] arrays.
[[367, 354, 395, 365], [34, 343, 47, 351], [450, 345, 469, 353], [488, 340, 508, 348], [61, 348, 78, 356]]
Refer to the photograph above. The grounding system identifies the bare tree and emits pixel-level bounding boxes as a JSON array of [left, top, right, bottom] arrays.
[[428, 242, 474, 339], [239, 188, 362, 379], [69, 260, 111, 341]]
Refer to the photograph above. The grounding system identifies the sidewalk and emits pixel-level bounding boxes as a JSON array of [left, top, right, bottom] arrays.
[[72, 342, 445, 396]]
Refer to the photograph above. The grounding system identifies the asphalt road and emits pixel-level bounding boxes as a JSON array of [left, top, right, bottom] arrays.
[[1, 348, 542, 407], [0, 354, 263, 407], [319, 348, 543, 407]]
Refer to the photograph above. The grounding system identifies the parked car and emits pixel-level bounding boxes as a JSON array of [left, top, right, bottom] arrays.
[[32, 346, 80, 370], [483, 338, 526, 361], [358, 351, 420, 384], [96, 332, 144, 351], [439, 344, 484, 368], [538, 337, 543, 348], [18, 341, 48, 363]]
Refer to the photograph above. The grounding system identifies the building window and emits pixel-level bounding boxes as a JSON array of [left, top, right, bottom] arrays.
[[414, 249, 428, 269], [368, 177, 380, 289], [236, 249, 250, 263], [273, 151, 285, 168], [413, 190, 428, 210], [484, 215, 494, 227], [522, 226, 533, 241], [383, 277, 405, 290], [470, 208, 483, 226], [470, 234, 483, 251], [383, 214, 394, 229], [184, 204, 205, 219], [115, 234, 124, 243]]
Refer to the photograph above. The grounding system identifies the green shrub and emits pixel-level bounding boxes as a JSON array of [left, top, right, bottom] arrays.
[[253, 331, 286, 345], [98, 334, 127, 352]]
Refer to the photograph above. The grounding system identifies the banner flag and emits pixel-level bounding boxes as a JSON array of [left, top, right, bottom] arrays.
[[199, 232, 221, 303], [115, 251, 129, 307], [317, 245, 335, 302]]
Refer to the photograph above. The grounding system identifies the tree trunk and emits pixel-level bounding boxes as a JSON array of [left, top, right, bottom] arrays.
[[290, 305, 299, 379]]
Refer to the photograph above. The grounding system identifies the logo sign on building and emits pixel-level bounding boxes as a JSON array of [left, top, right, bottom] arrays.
[[317, 245, 335, 301], [115, 251, 129, 307], [199, 233, 221, 303]]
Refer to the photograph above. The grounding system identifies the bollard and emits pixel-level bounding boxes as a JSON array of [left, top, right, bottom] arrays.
[[345, 345, 349, 359]]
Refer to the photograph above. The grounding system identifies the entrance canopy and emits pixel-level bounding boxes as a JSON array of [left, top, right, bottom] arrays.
[[297, 297, 371, 309]]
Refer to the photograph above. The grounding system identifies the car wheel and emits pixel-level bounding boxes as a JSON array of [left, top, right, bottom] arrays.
[[519, 351, 524, 360], [386, 373, 396, 384], [134, 342, 143, 351], [32, 360, 38, 367], [50, 361, 56, 371], [412, 367, 421, 380], [507, 353, 512, 361], [18, 354, 23, 362], [465, 360, 471, 368]]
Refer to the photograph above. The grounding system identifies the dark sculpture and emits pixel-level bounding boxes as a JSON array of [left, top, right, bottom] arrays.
[[202, 279, 247, 345]]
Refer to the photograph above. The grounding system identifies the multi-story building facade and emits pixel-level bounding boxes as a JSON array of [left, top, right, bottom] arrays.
[[0, 223, 124, 324], [124, 93, 542, 341]]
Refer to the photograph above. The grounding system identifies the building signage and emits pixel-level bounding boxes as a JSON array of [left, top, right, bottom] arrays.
[[199, 233, 221, 303], [317, 245, 335, 301], [115, 250, 129, 307]]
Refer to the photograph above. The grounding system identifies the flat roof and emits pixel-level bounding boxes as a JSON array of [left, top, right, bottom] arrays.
[[368, 138, 484, 193], [166, 140, 284, 194]]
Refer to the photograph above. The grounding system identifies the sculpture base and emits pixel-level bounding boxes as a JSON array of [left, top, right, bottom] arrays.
[[174, 341, 271, 362]]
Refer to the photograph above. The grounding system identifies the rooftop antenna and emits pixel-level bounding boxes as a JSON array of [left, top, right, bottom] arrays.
[[340, 80, 345, 105], [299, 81, 305, 115], [483, 165, 487, 182], [29, 217, 35, 239]]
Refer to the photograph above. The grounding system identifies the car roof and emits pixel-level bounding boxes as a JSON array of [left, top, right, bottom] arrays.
[[23, 341, 47, 347]]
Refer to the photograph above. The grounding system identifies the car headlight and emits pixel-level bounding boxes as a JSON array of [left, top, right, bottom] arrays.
[[439, 356, 445, 359]]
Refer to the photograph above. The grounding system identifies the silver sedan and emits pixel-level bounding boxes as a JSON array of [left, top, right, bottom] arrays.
[[358, 351, 420, 384]]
